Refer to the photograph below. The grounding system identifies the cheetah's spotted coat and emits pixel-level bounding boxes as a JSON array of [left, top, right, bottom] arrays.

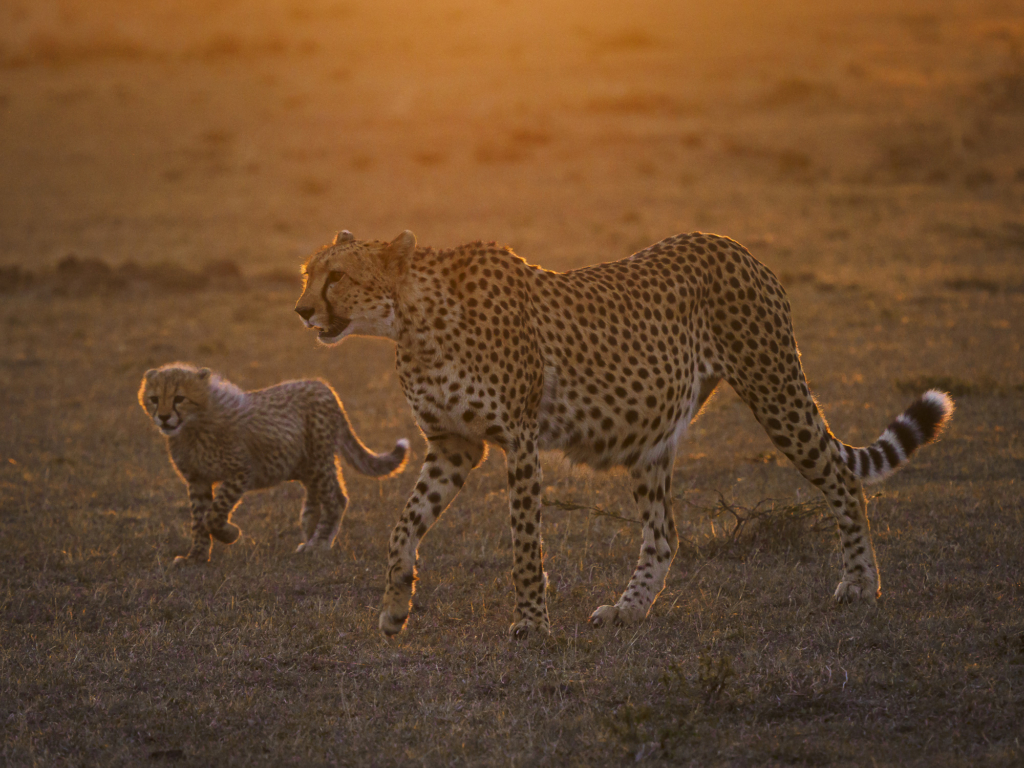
[[294, 230, 953, 636], [139, 363, 408, 564]]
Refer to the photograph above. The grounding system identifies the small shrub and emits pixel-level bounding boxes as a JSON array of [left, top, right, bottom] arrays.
[[53, 253, 126, 294]]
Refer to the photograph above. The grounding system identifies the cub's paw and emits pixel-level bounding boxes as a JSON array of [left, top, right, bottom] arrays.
[[589, 602, 647, 628], [508, 617, 551, 639], [833, 578, 879, 604], [295, 539, 331, 555], [379, 607, 409, 638], [209, 523, 241, 544], [172, 554, 206, 567]]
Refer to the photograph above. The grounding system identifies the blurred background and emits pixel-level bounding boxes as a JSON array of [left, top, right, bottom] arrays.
[[2, 0, 1022, 281]]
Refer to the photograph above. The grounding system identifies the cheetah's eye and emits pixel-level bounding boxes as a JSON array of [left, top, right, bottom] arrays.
[[149, 396, 159, 404], [173, 395, 186, 405], [326, 270, 344, 286]]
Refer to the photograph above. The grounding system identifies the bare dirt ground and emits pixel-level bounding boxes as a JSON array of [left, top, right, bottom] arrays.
[[1, 1, 1023, 765]]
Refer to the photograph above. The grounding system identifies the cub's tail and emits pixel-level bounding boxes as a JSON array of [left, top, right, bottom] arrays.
[[332, 397, 409, 477], [832, 390, 954, 484], [338, 428, 410, 477], [324, 382, 409, 477]]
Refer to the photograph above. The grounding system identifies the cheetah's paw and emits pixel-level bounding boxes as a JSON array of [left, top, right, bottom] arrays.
[[508, 617, 551, 639], [589, 602, 648, 628], [588, 605, 622, 627], [294, 540, 331, 555], [379, 607, 409, 637], [209, 523, 241, 544], [833, 578, 879, 604], [171, 554, 206, 567]]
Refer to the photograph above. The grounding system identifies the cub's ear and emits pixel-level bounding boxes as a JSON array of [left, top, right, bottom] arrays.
[[197, 368, 212, 381], [144, 368, 157, 381], [332, 230, 355, 246], [382, 230, 417, 275]]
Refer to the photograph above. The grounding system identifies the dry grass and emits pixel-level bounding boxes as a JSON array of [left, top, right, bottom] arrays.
[[2, 0, 1024, 765], [1, 266, 1021, 767]]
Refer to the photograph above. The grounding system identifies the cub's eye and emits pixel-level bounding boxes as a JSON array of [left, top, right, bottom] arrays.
[[149, 396, 159, 404], [173, 395, 186, 404]]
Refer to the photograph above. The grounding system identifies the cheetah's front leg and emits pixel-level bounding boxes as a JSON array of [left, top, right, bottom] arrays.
[[506, 425, 550, 638], [590, 455, 678, 627], [379, 435, 485, 636], [173, 483, 213, 565], [205, 472, 247, 546]]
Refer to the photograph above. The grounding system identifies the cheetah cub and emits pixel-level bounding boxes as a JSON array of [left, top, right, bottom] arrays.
[[139, 363, 408, 565]]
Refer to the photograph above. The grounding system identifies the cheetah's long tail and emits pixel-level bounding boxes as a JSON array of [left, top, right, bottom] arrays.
[[831, 390, 954, 484]]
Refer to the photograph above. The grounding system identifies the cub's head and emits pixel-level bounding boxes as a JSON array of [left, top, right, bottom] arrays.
[[294, 229, 416, 344], [138, 364, 212, 437]]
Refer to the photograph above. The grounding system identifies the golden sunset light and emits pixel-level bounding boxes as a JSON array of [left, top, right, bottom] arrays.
[[1, 1, 1021, 764]]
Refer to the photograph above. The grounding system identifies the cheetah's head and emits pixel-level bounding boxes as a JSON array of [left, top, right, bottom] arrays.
[[294, 229, 416, 345], [139, 364, 212, 437]]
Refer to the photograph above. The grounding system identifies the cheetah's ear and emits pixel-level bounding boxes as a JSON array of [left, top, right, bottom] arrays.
[[383, 230, 416, 276], [143, 368, 157, 381], [197, 368, 212, 381], [332, 230, 354, 246]]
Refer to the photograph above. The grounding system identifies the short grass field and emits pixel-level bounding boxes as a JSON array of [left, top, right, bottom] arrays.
[[2, 0, 1023, 765]]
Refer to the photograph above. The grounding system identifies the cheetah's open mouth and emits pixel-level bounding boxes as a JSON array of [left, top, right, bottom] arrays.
[[318, 318, 351, 340]]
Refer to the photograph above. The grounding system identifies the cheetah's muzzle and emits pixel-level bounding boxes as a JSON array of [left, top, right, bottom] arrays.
[[319, 317, 350, 340]]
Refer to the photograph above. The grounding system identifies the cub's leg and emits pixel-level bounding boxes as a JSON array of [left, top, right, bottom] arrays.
[[590, 451, 678, 627], [206, 473, 247, 545], [297, 489, 320, 547], [174, 483, 214, 565], [296, 470, 347, 554], [379, 435, 485, 636], [506, 424, 550, 638]]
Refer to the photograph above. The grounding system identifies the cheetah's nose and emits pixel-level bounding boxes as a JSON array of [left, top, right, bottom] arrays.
[[295, 306, 315, 321]]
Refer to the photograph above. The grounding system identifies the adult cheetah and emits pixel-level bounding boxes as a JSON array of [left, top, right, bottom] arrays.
[[294, 230, 953, 637]]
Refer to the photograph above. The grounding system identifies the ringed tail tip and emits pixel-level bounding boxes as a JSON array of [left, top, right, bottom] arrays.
[[913, 389, 955, 443], [839, 388, 955, 485]]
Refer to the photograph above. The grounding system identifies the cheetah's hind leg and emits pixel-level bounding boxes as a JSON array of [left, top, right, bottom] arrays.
[[294, 489, 322, 554], [729, 373, 881, 604], [296, 474, 346, 555]]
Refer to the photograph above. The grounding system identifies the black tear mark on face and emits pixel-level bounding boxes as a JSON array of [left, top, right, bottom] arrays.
[[318, 268, 352, 338], [321, 271, 341, 328]]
